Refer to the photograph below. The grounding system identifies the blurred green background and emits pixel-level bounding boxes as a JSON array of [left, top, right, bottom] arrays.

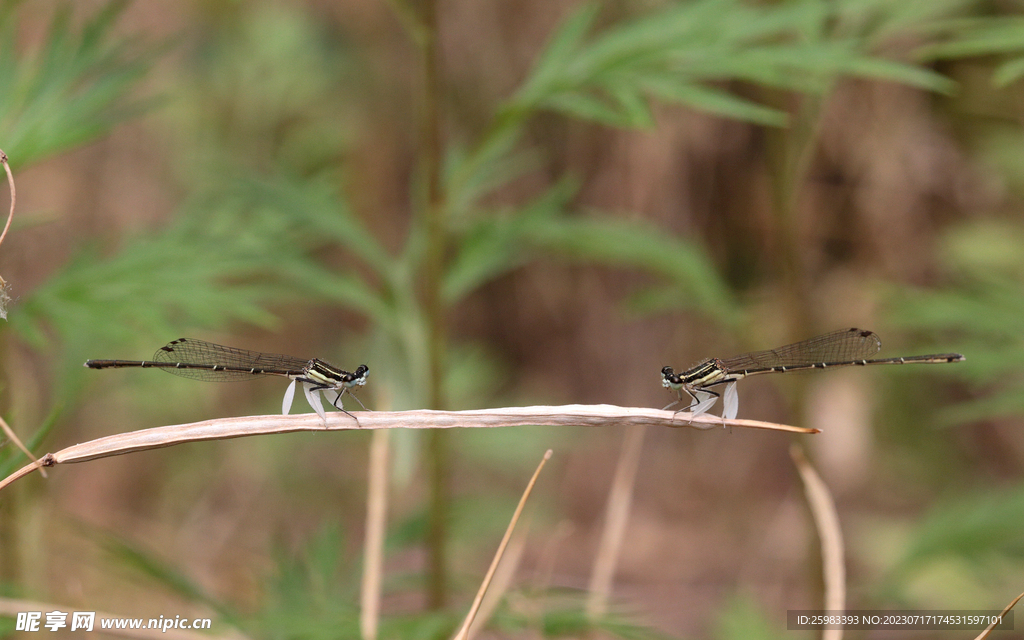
[[2, 0, 1023, 638]]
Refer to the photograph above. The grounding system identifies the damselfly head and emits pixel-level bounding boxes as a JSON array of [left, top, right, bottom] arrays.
[[352, 364, 369, 386], [661, 366, 678, 387]]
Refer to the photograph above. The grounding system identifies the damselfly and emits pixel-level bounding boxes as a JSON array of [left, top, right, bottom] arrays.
[[85, 338, 368, 422], [661, 328, 964, 421]]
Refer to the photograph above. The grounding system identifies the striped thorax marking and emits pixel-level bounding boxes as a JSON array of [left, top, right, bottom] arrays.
[[303, 360, 369, 390]]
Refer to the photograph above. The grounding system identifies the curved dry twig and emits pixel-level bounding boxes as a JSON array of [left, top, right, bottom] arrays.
[[0, 149, 13, 247], [0, 149, 15, 321], [974, 592, 1024, 640], [0, 405, 817, 492], [792, 444, 845, 640]]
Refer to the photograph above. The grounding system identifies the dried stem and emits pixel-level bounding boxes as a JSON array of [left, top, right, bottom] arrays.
[[1, 406, 816, 493], [452, 449, 552, 640], [1, 406, 816, 490], [973, 592, 1024, 640], [0, 414, 46, 478], [791, 444, 845, 640], [586, 423, 646, 619], [360, 428, 390, 640], [0, 149, 13, 247], [464, 517, 529, 640], [0, 149, 16, 320]]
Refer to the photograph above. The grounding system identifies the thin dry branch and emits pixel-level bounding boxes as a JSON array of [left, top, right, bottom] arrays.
[[973, 591, 1024, 640], [0, 405, 817, 492], [0, 149, 13, 247], [586, 423, 646, 619], [0, 413, 46, 478], [465, 517, 530, 640], [791, 444, 845, 640], [452, 449, 552, 640], [360, 428, 390, 640], [0, 149, 15, 320], [0, 151, 31, 467]]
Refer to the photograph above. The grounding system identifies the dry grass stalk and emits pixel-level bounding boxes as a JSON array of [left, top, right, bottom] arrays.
[[452, 449, 552, 640], [586, 423, 647, 619], [0, 149, 14, 320], [360, 428, 391, 640], [0, 414, 46, 478], [0, 405, 817, 493], [791, 444, 845, 640], [973, 592, 1024, 640], [465, 517, 531, 640]]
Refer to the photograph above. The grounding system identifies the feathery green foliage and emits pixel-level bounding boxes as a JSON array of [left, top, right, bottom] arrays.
[[0, 0, 154, 166], [922, 15, 1024, 86], [890, 221, 1024, 423], [511, 0, 954, 130]]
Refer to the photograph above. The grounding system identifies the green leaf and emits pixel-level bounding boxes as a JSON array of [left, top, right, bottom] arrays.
[[277, 259, 391, 324], [444, 180, 577, 302], [643, 79, 788, 126], [840, 54, 955, 93], [10, 225, 283, 353], [834, 0, 974, 44], [510, 0, 955, 130], [890, 487, 1024, 582], [916, 13, 1024, 87], [515, 2, 602, 107], [445, 134, 541, 219], [525, 215, 736, 319], [888, 221, 1024, 424], [445, 181, 736, 321], [921, 17, 1024, 59], [993, 55, 1024, 86], [225, 173, 392, 278], [0, 0, 155, 167], [541, 90, 652, 128]]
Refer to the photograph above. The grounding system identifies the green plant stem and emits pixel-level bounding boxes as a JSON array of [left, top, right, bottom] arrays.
[[415, 0, 450, 610]]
